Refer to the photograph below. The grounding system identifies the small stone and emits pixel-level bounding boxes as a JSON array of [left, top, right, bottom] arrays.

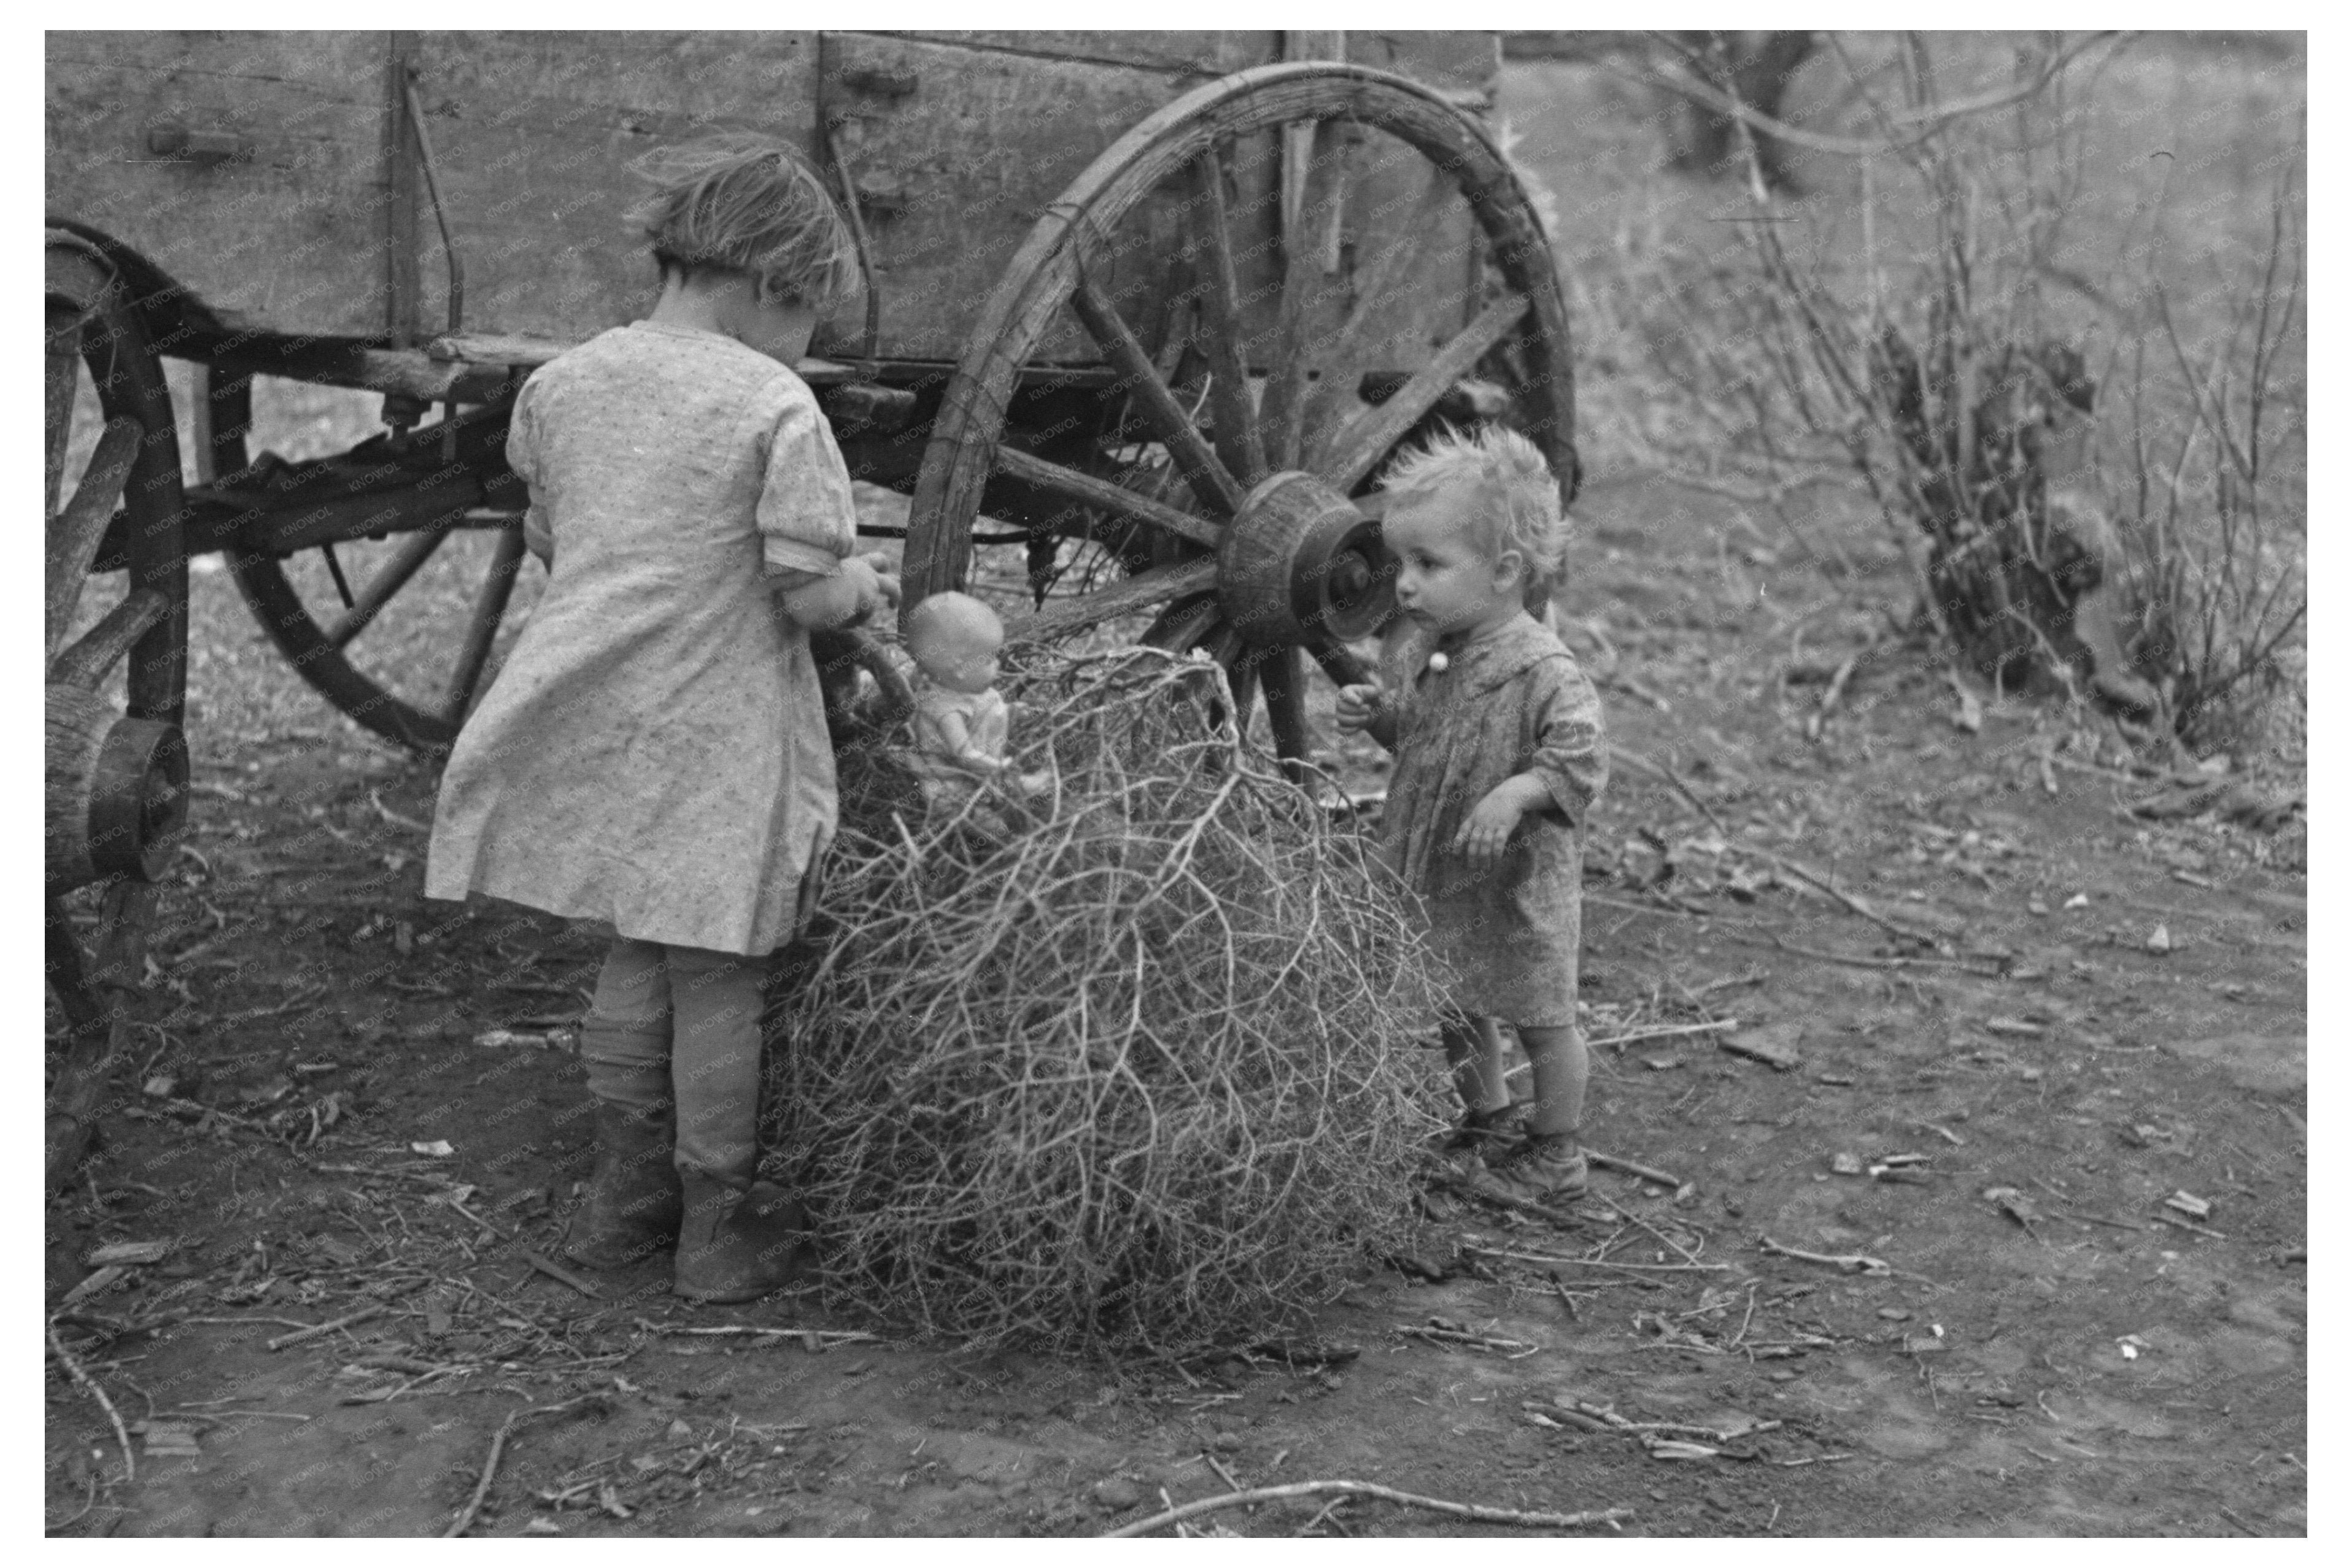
[[1427, 651, 1450, 673], [2145, 924, 2173, 954], [1213, 1431, 1242, 1453], [1830, 1153, 1863, 1176], [1093, 1477, 1143, 1511], [1768, 1370, 1799, 1383], [2063, 892, 2089, 910], [2027, 896, 2049, 916], [1877, 1307, 1911, 1321]]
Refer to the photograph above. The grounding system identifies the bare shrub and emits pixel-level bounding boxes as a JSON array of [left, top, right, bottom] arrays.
[[765, 649, 1447, 1353], [1595, 31, 2304, 751]]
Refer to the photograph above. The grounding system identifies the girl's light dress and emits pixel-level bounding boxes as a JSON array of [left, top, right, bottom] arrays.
[[1378, 612, 1608, 1027], [425, 320, 855, 957]]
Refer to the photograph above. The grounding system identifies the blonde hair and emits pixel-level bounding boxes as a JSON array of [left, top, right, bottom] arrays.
[[625, 133, 858, 310], [1379, 424, 1570, 591]]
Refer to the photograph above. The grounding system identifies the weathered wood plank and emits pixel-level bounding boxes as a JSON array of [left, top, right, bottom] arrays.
[[818, 33, 1216, 363], [881, 32, 1277, 77], [47, 32, 392, 340], [411, 31, 821, 344]]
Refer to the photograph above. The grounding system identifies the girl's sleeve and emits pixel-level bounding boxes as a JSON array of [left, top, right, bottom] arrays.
[[1528, 658, 1609, 827], [506, 378, 554, 566], [754, 384, 856, 581]]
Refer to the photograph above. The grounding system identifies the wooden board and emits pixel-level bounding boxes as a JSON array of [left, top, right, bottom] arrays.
[[889, 33, 1276, 77], [47, 32, 392, 339], [815, 32, 1220, 364], [47, 30, 1500, 373], [409, 31, 821, 344]]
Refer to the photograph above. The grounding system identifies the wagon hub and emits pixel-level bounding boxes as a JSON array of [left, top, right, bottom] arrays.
[[1215, 471, 1393, 648]]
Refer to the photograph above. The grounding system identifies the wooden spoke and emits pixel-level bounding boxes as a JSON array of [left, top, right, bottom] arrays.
[[51, 587, 169, 690], [1008, 557, 1220, 644], [323, 526, 451, 651], [1187, 147, 1267, 489], [439, 523, 528, 727], [1321, 292, 1531, 493], [1069, 274, 1246, 517], [1303, 633, 1371, 694], [1141, 592, 1222, 653], [46, 336, 78, 523], [45, 416, 141, 663], [1259, 643, 1311, 776], [994, 445, 1221, 550], [1257, 118, 1349, 471], [1299, 166, 1457, 464], [1214, 625, 1261, 720]]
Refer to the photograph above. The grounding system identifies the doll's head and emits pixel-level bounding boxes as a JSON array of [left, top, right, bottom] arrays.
[[902, 592, 1005, 695], [1377, 426, 1570, 635], [626, 134, 859, 314]]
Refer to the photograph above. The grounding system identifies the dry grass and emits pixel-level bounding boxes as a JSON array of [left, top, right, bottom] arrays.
[[762, 648, 1449, 1353]]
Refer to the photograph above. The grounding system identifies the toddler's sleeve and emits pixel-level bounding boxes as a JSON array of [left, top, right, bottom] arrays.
[[1528, 658, 1609, 827], [754, 382, 856, 581]]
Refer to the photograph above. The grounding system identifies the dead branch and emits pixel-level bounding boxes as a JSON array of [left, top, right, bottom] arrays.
[[1759, 1236, 1889, 1275], [444, 1392, 611, 1539], [1587, 1149, 1686, 1188], [47, 1320, 135, 1486], [1610, 31, 2123, 158], [1104, 1478, 1631, 1539], [266, 1305, 383, 1351]]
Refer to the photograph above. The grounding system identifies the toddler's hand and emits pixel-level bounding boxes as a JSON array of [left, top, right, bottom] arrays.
[[1452, 787, 1527, 868], [1334, 682, 1385, 735]]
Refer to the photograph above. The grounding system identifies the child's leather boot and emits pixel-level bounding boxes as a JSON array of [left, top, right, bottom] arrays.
[[673, 1173, 810, 1303], [563, 1100, 686, 1269]]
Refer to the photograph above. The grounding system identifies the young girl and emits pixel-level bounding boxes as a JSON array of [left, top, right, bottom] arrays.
[[425, 135, 896, 1302], [1336, 426, 1607, 1202]]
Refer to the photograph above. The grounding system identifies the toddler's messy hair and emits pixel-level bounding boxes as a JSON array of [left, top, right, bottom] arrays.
[[1379, 424, 1571, 590], [625, 133, 859, 310]]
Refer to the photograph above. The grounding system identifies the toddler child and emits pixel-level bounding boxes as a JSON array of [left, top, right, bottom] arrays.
[[1336, 425, 1607, 1202], [426, 134, 896, 1302]]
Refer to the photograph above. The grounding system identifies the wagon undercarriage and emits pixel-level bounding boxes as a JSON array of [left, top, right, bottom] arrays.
[[45, 32, 1573, 1189]]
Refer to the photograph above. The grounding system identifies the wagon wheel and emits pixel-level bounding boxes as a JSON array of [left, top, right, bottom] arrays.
[[45, 230, 192, 1192], [907, 61, 1574, 778], [228, 489, 531, 757]]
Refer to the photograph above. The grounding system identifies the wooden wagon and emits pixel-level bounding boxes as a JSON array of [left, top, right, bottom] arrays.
[[44, 29, 1574, 1184]]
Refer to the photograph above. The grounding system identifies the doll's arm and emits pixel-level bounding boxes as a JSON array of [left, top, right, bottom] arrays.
[[932, 710, 1007, 775]]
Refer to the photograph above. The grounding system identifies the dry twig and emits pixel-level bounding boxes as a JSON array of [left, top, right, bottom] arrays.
[[47, 1321, 134, 1486], [1104, 1480, 1631, 1539], [444, 1392, 611, 1539]]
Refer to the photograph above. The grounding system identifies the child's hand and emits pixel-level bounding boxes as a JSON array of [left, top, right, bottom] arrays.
[[856, 552, 903, 612], [1452, 786, 1529, 868], [1334, 682, 1386, 735], [835, 556, 900, 626]]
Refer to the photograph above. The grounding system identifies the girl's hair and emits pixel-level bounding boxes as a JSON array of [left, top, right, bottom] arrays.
[[1379, 424, 1571, 590], [625, 133, 859, 310]]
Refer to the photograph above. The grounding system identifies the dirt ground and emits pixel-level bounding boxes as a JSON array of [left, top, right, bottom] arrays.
[[45, 46, 2304, 1542], [42, 459, 2306, 1537]]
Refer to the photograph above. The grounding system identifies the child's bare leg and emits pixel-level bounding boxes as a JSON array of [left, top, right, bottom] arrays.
[[1515, 1023, 1588, 1141], [1441, 1012, 1513, 1115]]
